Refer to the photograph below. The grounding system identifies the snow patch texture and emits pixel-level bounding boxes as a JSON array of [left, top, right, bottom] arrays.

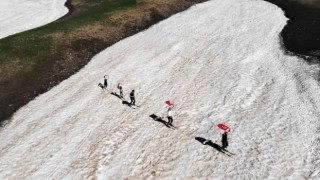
[[0, 0, 320, 179], [0, 0, 68, 39]]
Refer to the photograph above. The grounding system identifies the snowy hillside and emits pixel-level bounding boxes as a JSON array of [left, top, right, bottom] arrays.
[[0, 0, 319, 179], [0, 0, 67, 39]]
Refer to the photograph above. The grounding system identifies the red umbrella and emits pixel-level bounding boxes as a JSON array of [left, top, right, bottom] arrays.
[[165, 100, 173, 106], [217, 124, 229, 131]]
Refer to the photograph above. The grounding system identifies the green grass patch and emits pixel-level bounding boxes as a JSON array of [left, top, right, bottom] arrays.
[[0, 0, 137, 74], [0, 0, 138, 121]]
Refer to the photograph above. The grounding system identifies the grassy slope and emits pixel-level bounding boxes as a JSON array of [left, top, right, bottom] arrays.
[[0, 0, 137, 80], [0, 0, 138, 121], [0, 0, 206, 122]]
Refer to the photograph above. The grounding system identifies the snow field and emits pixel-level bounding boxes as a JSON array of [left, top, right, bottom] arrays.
[[0, 0, 68, 39], [0, 0, 320, 179]]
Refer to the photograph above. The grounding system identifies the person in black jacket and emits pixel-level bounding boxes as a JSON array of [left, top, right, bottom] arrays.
[[104, 75, 108, 89], [221, 130, 229, 148], [130, 90, 135, 105]]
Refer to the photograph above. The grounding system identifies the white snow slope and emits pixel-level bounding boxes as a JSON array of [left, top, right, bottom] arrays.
[[0, 0, 320, 179], [0, 0, 68, 39]]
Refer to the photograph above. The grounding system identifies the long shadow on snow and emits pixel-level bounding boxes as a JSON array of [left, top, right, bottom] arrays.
[[122, 100, 133, 108], [111, 92, 133, 108], [195, 137, 231, 156], [111, 92, 124, 99], [150, 114, 170, 128]]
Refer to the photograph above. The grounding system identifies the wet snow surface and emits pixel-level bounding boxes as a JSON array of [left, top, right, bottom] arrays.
[[0, 0, 320, 179], [0, 0, 68, 39]]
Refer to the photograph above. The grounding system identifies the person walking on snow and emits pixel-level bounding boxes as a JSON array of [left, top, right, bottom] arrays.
[[119, 84, 124, 98], [167, 106, 173, 126], [104, 75, 108, 89], [130, 90, 135, 105], [99, 75, 109, 91], [221, 129, 230, 149]]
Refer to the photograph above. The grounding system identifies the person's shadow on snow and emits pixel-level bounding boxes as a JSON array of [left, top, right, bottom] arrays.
[[195, 137, 231, 156], [122, 100, 133, 107], [111, 92, 123, 99], [150, 114, 170, 128], [111, 92, 133, 108]]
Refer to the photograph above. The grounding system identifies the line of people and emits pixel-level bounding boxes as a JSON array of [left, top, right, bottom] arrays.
[[99, 75, 173, 125], [99, 75, 136, 105], [98, 75, 230, 150]]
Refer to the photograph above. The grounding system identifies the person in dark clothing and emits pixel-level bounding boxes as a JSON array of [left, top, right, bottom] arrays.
[[104, 75, 108, 89], [130, 90, 135, 105], [167, 106, 173, 126], [119, 86, 123, 98], [221, 130, 229, 148]]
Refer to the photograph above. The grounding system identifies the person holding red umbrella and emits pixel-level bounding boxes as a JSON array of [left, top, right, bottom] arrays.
[[217, 123, 230, 149], [167, 106, 173, 126], [203, 124, 230, 148], [117, 83, 124, 99], [165, 100, 174, 126]]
